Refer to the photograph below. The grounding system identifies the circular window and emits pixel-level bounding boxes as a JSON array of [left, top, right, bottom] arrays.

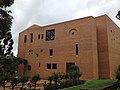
[[69, 29, 77, 37], [72, 32, 75, 35]]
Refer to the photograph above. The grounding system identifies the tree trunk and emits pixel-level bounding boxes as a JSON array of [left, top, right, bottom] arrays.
[[3, 82, 5, 90], [34, 82, 36, 89], [12, 85, 14, 90], [3, 85, 5, 90], [21, 83, 24, 90]]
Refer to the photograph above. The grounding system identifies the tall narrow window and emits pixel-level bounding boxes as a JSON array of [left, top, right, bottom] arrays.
[[76, 44, 78, 55], [38, 34, 40, 39], [30, 33, 33, 43], [41, 34, 44, 39], [24, 35, 27, 43], [39, 63, 40, 67], [49, 49, 53, 56]]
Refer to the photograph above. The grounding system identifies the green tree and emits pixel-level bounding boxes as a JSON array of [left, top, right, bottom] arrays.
[[0, 56, 27, 89], [67, 66, 82, 80], [116, 65, 120, 80], [10, 75, 20, 90], [0, 56, 27, 75], [52, 73, 59, 84], [48, 76, 53, 85], [116, 10, 120, 20], [0, 0, 14, 56], [30, 74, 40, 89], [19, 74, 29, 90], [0, 72, 10, 90]]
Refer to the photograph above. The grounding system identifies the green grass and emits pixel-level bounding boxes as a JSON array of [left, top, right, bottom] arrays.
[[64, 79, 117, 90]]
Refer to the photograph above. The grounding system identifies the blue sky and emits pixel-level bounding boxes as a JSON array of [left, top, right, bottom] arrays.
[[11, 0, 120, 55]]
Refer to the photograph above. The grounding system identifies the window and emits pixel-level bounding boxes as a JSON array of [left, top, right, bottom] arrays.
[[52, 64, 57, 69], [47, 64, 51, 69], [76, 44, 78, 55], [41, 34, 44, 39], [28, 65, 31, 71], [46, 29, 55, 41], [30, 33, 33, 43], [72, 32, 75, 35], [24, 35, 27, 43], [36, 53, 39, 57], [49, 49, 53, 56], [39, 63, 40, 67], [29, 50, 33, 55], [41, 50, 43, 52], [38, 34, 40, 39]]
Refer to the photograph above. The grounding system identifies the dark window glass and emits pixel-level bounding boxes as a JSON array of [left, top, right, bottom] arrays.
[[39, 63, 40, 67], [29, 50, 33, 55], [46, 29, 55, 41], [52, 64, 57, 69], [47, 64, 51, 69], [30, 33, 33, 43], [76, 44, 78, 55], [72, 32, 75, 35], [38, 34, 40, 39], [41, 50, 43, 52], [29, 50, 30, 55], [36, 54, 39, 57], [28, 65, 31, 71], [41, 34, 44, 39], [49, 49, 53, 56], [24, 35, 27, 43]]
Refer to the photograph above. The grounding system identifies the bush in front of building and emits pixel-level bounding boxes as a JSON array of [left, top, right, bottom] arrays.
[[44, 66, 83, 90], [116, 65, 120, 81]]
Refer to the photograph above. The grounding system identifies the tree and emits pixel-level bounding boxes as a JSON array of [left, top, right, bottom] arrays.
[[0, 56, 27, 89], [67, 66, 82, 80], [0, 72, 10, 90], [19, 74, 29, 90], [0, 56, 27, 75], [0, 0, 14, 56], [116, 10, 120, 20], [48, 76, 53, 85], [10, 75, 20, 90], [116, 65, 120, 80], [30, 74, 40, 89]]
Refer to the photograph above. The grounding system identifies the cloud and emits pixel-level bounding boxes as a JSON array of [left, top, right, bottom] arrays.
[[10, 0, 120, 55]]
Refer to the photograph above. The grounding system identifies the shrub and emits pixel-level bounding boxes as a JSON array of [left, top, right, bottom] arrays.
[[116, 65, 120, 80]]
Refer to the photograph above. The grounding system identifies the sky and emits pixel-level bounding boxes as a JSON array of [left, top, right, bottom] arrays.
[[10, 0, 120, 56]]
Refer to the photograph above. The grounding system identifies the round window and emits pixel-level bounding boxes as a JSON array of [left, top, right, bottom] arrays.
[[69, 29, 77, 37]]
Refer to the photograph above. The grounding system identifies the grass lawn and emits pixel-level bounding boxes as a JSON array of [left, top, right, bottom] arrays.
[[64, 79, 117, 90]]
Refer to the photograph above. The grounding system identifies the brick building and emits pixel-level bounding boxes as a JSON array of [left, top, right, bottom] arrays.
[[18, 15, 120, 80]]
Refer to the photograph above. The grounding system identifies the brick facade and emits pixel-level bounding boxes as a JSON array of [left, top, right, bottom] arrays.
[[18, 15, 120, 80]]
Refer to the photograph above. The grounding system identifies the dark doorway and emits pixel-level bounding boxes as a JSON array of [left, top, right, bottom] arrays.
[[66, 63, 75, 72]]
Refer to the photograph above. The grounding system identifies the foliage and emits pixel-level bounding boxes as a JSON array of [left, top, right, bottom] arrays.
[[19, 74, 29, 90], [0, 72, 10, 90], [116, 10, 120, 20], [44, 66, 82, 90], [52, 73, 59, 83], [30, 74, 40, 89], [48, 76, 53, 85], [10, 74, 20, 90], [0, 0, 14, 56], [0, 56, 27, 75], [67, 66, 82, 80], [116, 65, 120, 80]]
